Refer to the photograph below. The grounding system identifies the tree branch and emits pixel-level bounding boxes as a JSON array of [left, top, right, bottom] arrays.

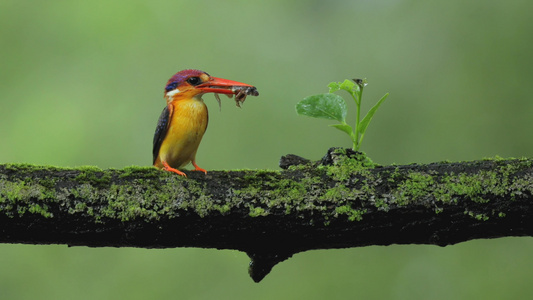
[[1, 148, 532, 282]]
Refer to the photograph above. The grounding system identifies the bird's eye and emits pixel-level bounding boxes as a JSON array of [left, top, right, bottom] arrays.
[[187, 77, 202, 86]]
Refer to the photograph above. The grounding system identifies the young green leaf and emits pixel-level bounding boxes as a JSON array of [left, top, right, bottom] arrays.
[[296, 93, 347, 122], [328, 82, 341, 93], [330, 123, 354, 139], [357, 93, 389, 134], [339, 79, 356, 93]]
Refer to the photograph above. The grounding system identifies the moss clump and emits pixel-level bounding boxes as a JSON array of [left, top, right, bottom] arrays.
[[320, 183, 367, 204], [231, 170, 314, 217], [249, 206, 268, 217], [74, 166, 113, 188], [322, 148, 376, 182], [119, 166, 163, 179], [27, 204, 53, 218], [464, 210, 489, 221], [433, 171, 500, 204], [393, 172, 436, 205], [3, 163, 60, 174], [334, 205, 366, 221], [0, 179, 55, 218]]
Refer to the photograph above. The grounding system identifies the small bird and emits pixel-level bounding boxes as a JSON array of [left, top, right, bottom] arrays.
[[153, 69, 257, 176]]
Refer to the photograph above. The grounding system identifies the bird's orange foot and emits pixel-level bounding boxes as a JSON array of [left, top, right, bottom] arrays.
[[192, 161, 207, 174], [162, 161, 187, 177]]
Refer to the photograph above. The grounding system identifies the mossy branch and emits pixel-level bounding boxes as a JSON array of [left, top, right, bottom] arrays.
[[1, 148, 532, 282]]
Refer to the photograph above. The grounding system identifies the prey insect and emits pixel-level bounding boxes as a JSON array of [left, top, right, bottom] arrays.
[[233, 86, 259, 108], [214, 86, 259, 109]]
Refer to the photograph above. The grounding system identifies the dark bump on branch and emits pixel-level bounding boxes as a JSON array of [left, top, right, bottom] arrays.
[[247, 251, 294, 283], [279, 154, 311, 169]]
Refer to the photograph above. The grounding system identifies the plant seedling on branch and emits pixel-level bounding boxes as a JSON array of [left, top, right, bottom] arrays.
[[296, 78, 389, 151]]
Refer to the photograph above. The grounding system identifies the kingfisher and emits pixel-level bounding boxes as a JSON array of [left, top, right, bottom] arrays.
[[153, 69, 258, 176]]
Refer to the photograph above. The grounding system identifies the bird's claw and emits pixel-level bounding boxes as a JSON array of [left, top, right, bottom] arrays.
[[162, 161, 187, 177], [192, 161, 207, 174]]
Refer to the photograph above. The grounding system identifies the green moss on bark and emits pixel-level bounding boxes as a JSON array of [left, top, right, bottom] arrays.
[[1, 155, 532, 225]]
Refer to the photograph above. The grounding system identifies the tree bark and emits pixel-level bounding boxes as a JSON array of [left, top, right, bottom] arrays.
[[0, 148, 532, 282]]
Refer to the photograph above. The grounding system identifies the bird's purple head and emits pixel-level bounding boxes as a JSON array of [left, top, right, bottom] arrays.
[[165, 69, 209, 93]]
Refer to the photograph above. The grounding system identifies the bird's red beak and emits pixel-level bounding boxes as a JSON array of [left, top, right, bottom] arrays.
[[196, 77, 255, 95]]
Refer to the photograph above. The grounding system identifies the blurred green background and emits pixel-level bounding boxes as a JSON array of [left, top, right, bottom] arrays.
[[1, 0, 533, 299]]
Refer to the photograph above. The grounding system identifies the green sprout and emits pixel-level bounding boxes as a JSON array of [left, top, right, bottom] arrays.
[[296, 78, 389, 151]]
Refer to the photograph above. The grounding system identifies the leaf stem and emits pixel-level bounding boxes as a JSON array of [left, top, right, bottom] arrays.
[[353, 84, 364, 151], [354, 94, 360, 150], [356, 85, 364, 150]]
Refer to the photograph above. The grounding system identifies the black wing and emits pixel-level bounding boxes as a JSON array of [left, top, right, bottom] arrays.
[[152, 105, 171, 164]]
